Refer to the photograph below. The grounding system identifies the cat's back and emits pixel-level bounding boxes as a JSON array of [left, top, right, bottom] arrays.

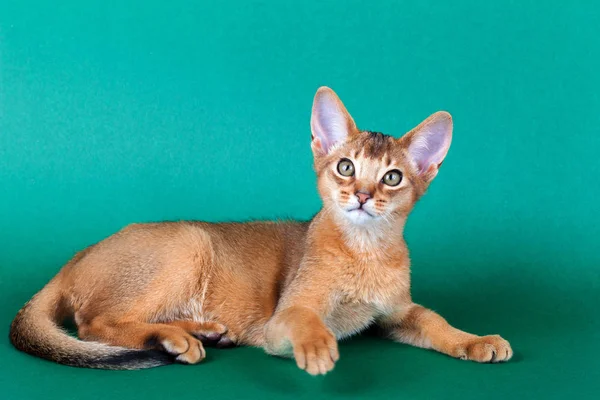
[[190, 219, 309, 258], [189, 220, 307, 283], [60, 219, 309, 290]]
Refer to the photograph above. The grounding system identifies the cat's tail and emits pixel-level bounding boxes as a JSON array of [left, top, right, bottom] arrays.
[[9, 277, 172, 370]]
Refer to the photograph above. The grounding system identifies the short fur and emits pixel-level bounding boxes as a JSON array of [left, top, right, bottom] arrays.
[[10, 87, 511, 374]]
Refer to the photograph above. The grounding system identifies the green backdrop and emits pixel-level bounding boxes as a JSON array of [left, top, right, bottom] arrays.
[[1, 1, 599, 399]]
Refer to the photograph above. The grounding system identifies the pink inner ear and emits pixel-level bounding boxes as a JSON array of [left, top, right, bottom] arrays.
[[408, 116, 452, 174], [311, 92, 350, 154]]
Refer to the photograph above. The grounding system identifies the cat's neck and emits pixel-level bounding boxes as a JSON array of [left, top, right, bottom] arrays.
[[314, 207, 407, 257]]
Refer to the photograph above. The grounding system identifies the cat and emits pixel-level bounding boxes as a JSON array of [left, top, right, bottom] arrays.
[[10, 87, 512, 375]]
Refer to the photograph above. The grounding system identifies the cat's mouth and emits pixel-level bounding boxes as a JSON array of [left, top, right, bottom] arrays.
[[346, 206, 375, 218]]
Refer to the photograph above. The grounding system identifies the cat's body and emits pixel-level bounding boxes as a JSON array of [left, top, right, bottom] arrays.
[[10, 87, 512, 374], [61, 221, 309, 348]]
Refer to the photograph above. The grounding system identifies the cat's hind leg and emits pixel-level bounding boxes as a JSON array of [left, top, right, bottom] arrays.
[[78, 317, 206, 364], [165, 320, 237, 348]]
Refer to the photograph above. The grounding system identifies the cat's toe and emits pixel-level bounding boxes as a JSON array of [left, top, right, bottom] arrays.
[[160, 333, 205, 364], [457, 335, 513, 363]]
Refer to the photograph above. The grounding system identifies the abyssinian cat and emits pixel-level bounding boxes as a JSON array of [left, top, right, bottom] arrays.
[[10, 87, 512, 375]]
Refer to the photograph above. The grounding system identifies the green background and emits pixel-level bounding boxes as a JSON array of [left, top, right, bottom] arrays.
[[1, 1, 599, 399]]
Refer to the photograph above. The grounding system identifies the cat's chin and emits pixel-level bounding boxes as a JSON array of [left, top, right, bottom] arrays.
[[343, 208, 378, 225]]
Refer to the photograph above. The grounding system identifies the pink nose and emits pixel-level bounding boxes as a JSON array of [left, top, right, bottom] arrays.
[[355, 191, 371, 204]]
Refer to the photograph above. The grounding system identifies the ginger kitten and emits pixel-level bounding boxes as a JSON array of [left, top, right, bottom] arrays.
[[10, 87, 512, 374]]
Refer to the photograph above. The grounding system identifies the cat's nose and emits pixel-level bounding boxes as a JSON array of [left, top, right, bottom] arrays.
[[355, 191, 371, 204]]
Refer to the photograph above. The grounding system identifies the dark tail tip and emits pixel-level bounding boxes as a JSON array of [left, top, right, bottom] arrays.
[[10, 304, 174, 370], [99, 349, 175, 370]]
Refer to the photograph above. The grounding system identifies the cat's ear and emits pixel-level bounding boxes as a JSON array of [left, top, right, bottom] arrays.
[[400, 111, 453, 182], [310, 87, 358, 156]]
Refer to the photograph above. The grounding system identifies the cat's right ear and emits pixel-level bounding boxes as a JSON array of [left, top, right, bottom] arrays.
[[400, 111, 453, 183], [310, 87, 357, 156]]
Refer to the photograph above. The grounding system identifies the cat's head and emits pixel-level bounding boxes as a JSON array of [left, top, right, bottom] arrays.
[[311, 87, 452, 226]]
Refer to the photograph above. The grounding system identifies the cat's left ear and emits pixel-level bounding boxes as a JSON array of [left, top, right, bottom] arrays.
[[310, 87, 358, 156], [400, 111, 453, 182]]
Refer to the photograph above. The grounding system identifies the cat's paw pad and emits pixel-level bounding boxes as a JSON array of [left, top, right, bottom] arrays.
[[293, 332, 339, 375], [160, 334, 205, 364], [456, 335, 512, 363]]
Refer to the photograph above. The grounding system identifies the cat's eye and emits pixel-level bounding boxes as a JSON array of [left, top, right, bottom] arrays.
[[337, 159, 355, 177], [383, 170, 402, 186]]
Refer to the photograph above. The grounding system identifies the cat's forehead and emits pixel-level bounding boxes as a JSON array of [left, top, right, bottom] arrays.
[[361, 131, 395, 158], [345, 131, 406, 165]]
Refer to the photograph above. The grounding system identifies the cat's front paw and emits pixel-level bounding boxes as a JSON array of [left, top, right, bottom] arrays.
[[455, 335, 513, 363], [293, 331, 339, 375]]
